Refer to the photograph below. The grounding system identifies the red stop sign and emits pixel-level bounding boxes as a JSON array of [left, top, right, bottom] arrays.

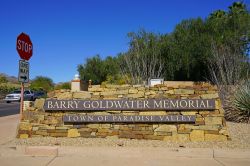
[[16, 32, 33, 61]]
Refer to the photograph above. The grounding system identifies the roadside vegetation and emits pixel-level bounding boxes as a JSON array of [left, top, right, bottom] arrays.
[[0, 75, 71, 99], [77, 2, 250, 122]]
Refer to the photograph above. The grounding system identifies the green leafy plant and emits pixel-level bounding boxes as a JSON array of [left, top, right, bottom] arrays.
[[233, 80, 250, 123]]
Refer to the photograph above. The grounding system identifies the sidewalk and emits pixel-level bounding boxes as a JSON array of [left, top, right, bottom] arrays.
[[0, 115, 250, 166]]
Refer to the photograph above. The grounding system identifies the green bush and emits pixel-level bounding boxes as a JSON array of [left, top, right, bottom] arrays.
[[233, 80, 250, 123], [30, 76, 54, 92]]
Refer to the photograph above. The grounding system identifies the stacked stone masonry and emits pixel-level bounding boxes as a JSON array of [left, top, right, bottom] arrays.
[[18, 81, 229, 142]]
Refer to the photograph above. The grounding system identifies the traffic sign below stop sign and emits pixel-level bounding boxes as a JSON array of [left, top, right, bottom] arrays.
[[16, 32, 33, 61]]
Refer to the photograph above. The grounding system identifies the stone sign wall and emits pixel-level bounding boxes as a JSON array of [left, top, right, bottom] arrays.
[[17, 81, 230, 141]]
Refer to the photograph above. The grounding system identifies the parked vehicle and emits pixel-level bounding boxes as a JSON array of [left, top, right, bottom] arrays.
[[34, 91, 46, 100], [3, 90, 35, 103]]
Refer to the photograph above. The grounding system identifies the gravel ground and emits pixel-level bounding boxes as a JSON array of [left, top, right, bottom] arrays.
[[12, 122, 250, 149]]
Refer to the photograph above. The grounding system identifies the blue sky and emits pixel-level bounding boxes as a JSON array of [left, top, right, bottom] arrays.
[[0, 0, 248, 83]]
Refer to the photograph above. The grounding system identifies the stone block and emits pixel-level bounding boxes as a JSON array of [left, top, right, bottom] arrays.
[[174, 89, 194, 95], [165, 90, 174, 94], [19, 134, 29, 139], [67, 129, 80, 138], [122, 111, 138, 115], [78, 128, 92, 132], [172, 133, 190, 142], [100, 124, 111, 128], [79, 131, 92, 137], [118, 131, 132, 138], [107, 111, 121, 114], [190, 125, 220, 131], [181, 111, 197, 115], [34, 98, 45, 110], [205, 117, 222, 125], [56, 92, 73, 99], [92, 112, 110, 115], [98, 128, 111, 133], [116, 90, 128, 95], [153, 124, 159, 130], [88, 85, 102, 91], [215, 100, 222, 110], [32, 127, 39, 131], [128, 89, 139, 94], [18, 130, 31, 134], [113, 125, 120, 130], [40, 126, 55, 130], [190, 130, 204, 141], [177, 124, 192, 134], [36, 130, 48, 136], [87, 124, 99, 128], [19, 123, 32, 131], [148, 91, 157, 95], [133, 85, 143, 88], [164, 81, 194, 88], [154, 131, 172, 136], [56, 126, 69, 130], [119, 126, 130, 131], [149, 87, 159, 91], [163, 136, 173, 141], [195, 117, 205, 125], [133, 131, 154, 135], [35, 115, 45, 122], [50, 132, 68, 137], [199, 111, 210, 115], [154, 125, 177, 132], [127, 92, 144, 98], [205, 134, 227, 141], [89, 88, 104, 92], [159, 86, 168, 91], [195, 90, 207, 94], [109, 130, 119, 136], [201, 93, 219, 99], [73, 92, 91, 99], [142, 135, 163, 140], [92, 92, 100, 96], [204, 130, 219, 134], [139, 111, 166, 115]]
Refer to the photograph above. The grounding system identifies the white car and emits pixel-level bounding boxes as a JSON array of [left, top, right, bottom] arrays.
[[4, 90, 35, 103]]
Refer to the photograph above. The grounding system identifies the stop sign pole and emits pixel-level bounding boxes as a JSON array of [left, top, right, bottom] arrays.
[[16, 32, 33, 120]]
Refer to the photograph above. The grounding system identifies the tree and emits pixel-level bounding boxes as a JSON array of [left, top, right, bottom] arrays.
[[207, 2, 250, 122], [30, 76, 54, 92], [120, 29, 164, 84], [78, 55, 121, 84], [168, 18, 212, 81], [76, 1, 249, 87]]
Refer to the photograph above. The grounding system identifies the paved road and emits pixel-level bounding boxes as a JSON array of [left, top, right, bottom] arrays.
[[0, 100, 19, 117]]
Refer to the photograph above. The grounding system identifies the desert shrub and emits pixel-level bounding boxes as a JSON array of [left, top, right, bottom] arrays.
[[233, 80, 250, 123], [55, 82, 71, 90]]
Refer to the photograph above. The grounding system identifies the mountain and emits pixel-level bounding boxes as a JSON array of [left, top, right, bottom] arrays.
[[0, 73, 19, 83]]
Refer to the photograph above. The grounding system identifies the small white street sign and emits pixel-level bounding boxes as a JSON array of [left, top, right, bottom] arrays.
[[18, 60, 29, 83]]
